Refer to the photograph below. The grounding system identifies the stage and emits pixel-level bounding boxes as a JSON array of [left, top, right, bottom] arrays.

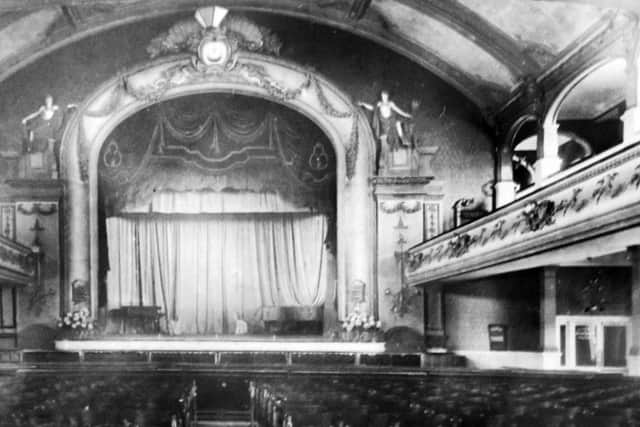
[[55, 335, 385, 354], [47, 336, 468, 368]]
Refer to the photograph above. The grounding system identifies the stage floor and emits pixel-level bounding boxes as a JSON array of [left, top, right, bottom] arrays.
[[54, 335, 386, 354]]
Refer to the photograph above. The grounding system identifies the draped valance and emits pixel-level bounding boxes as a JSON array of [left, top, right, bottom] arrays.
[[124, 190, 315, 214], [99, 94, 336, 216]]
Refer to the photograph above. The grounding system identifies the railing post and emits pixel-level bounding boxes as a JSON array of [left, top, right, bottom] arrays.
[[494, 137, 516, 209], [623, 25, 640, 145], [535, 122, 562, 183]]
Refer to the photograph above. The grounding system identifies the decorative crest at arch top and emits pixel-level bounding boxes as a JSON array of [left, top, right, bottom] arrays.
[[147, 6, 282, 72]]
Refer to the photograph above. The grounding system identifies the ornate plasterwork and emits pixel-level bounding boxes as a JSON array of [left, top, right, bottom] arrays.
[[522, 200, 555, 232], [369, 176, 434, 186], [494, 12, 631, 129], [61, 45, 376, 318], [70, 53, 363, 182], [406, 143, 640, 284]]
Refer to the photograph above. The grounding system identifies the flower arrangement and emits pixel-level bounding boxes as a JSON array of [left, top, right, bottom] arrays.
[[57, 309, 95, 338], [341, 309, 382, 342]]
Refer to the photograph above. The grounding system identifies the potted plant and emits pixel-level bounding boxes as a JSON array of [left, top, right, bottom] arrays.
[[57, 309, 95, 339], [341, 309, 382, 342]]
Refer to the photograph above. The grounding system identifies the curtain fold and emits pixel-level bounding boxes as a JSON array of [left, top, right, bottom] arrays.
[[147, 191, 311, 214], [106, 213, 327, 335]]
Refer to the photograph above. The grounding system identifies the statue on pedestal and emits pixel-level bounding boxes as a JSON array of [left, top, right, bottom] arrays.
[[21, 95, 76, 179], [358, 91, 413, 174]]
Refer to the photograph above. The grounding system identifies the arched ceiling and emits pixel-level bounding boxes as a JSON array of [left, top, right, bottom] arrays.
[[0, 0, 634, 122]]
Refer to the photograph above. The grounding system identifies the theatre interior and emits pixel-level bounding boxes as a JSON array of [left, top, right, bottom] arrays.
[[2, 0, 640, 425]]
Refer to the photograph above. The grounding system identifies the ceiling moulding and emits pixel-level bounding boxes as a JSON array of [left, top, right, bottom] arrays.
[[373, 0, 516, 89], [458, 0, 608, 58], [0, 1, 496, 115], [493, 11, 632, 129], [395, 0, 540, 76]]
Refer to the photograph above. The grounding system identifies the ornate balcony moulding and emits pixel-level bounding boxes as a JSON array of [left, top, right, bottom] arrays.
[[406, 143, 640, 284]]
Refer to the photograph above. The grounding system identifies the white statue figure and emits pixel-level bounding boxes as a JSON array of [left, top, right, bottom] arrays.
[[358, 91, 412, 173], [21, 95, 76, 178]]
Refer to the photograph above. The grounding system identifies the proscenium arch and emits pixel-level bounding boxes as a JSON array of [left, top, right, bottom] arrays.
[[60, 53, 377, 320]]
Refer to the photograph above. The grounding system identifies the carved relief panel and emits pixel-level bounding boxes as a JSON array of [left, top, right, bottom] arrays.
[[373, 178, 442, 334], [14, 202, 59, 328]]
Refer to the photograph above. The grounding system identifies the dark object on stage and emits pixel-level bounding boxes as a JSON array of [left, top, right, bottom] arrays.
[[262, 306, 323, 335], [109, 306, 162, 335]]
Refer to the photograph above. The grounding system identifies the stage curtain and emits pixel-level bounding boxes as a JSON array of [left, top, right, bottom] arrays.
[[106, 213, 327, 335]]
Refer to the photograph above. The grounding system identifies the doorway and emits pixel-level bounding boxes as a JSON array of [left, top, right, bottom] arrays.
[[557, 315, 629, 371]]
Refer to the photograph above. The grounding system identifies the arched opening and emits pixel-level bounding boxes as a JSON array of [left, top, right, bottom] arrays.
[[96, 93, 337, 334], [512, 131, 593, 191], [508, 58, 625, 190], [531, 58, 626, 184], [60, 53, 376, 327]]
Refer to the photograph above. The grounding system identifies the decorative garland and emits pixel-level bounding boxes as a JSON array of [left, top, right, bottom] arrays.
[[238, 63, 311, 101], [312, 76, 352, 118], [17, 203, 57, 216], [379, 200, 421, 214], [312, 76, 359, 179], [345, 118, 359, 180]]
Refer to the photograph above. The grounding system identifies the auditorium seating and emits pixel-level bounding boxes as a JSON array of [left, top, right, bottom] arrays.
[[3, 371, 640, 426], [174, 380, 198, 427], [251, 375, 640, 427]]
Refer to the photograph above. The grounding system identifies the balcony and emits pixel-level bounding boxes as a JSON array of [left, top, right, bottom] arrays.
[[0, 234, 34, 285], [406, 142, 640, 286]]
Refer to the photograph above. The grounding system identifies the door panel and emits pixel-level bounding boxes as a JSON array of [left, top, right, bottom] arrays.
[[575, 324, 597, 367], [603, 326, 626, 367]]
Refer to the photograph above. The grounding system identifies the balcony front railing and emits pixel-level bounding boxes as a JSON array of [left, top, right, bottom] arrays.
[[406, 142, 640, 286]]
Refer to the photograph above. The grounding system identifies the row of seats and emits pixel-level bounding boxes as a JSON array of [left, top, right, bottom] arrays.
[[251, 375, 640, 427], [0, 374, 193, 427], [4, 370, 640, 426]]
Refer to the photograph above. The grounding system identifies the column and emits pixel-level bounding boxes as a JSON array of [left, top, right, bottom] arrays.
[[534, 122, 562, 183], [623, 32, 640, 144], [494, 139, 516, 209], [628, 246, 640, 375], [621, 66, 640, 143], [425, 284, 447, 351], [66, 179, 90, 312], [540, 267, 560, 369]]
